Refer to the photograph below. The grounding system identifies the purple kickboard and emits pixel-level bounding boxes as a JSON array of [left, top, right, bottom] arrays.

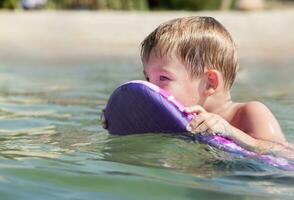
[[105, 80, 294, 170]]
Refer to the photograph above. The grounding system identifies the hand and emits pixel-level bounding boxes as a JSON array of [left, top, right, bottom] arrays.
[[100, 109, 108, 129], [184, 105, 234, 138]]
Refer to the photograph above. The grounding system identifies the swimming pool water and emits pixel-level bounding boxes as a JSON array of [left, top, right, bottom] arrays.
[[0, 58, 293, 200]]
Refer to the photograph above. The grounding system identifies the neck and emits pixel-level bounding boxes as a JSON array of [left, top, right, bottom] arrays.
[[202, 91, 233, 115]]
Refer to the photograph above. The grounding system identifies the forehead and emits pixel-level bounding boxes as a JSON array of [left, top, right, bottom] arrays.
[[143, 50, 185, 72]]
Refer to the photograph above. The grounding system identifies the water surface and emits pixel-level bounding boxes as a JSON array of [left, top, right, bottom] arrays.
[[0, 57, 294, 200]]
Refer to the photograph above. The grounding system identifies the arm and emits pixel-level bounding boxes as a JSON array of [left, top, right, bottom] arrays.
[[236, 101, 294, 156], [185, 104, 293, 157], [225, 124, 293, 156]]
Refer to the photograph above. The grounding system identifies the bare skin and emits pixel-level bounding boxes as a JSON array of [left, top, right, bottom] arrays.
[[102, 50, 294, 157]]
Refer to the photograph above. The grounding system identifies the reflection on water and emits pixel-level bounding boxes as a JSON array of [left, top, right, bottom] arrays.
[[0, 58, 294, 200]]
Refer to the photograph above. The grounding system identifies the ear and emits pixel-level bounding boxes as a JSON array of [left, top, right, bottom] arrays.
[[204, 70, 220, 96]]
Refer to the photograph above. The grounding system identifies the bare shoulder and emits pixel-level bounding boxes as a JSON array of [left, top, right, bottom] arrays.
[[243, 101, 269, 110], [232, 101, 270, 122], [241, 101, 272, 117], [236, 101, 286, 143]]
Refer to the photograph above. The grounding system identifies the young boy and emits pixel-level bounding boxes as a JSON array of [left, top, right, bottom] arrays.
[[102, 16, 293, 156]]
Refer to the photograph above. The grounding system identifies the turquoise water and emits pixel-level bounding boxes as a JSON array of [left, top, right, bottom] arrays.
[[0, 58, 294, 200]]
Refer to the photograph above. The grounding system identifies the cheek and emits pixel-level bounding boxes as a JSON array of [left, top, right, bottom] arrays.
[[176, 93, 196, 107], [170, 84, 200, 107], [168, 85, 197, 107]]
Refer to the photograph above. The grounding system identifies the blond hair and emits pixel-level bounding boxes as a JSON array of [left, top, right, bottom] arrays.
[[141, 16, 238, 89]]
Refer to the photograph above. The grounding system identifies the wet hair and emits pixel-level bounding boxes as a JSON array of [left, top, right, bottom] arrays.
[[141, 16, 239, 89]]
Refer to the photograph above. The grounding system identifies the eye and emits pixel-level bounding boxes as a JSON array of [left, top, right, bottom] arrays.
[[159, 76, 170, 81]]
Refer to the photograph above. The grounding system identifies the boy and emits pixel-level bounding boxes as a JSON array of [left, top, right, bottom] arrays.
[[102, 16, 293, 155]]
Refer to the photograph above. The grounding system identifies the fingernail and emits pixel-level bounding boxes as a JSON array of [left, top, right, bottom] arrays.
[[186, 124, 192, 132]]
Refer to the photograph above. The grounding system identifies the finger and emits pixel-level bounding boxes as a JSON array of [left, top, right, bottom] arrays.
[[203, 117, 218, 134], [186, 113, 209, 132], [188, 113, 207, 128], [193, 122, 209, 134], [184, 105, 207, 114], [184, 105, 206, 113], [191, 113, 213, 134], [205, 116, 228, 135]]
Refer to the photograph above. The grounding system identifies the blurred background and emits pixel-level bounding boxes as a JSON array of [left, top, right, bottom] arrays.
[[0, 0, 294, 65], [0, 0, 293, 10], [1, 1, 294, 200]]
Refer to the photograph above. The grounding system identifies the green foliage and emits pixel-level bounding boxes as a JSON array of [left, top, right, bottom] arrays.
[[0, 0, 18, 9], [0, 0, 239, 10], [46, 0, 148, 10], [148, 0, 222, 10], [102, 0, 148, 10]]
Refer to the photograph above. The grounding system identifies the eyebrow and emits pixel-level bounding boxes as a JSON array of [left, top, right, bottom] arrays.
[[145, 67, 172, 73], [158, 68, 174, 77]]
